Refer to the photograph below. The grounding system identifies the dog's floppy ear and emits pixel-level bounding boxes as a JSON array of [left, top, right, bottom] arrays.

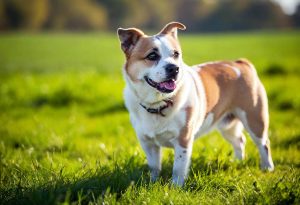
[[117, 28, 144, 55], [159, 22, 186, 38]]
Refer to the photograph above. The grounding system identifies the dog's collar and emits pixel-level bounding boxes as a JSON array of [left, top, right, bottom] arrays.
[[140, 99, 173, 117]]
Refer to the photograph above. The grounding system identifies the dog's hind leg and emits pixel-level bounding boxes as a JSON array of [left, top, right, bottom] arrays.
[[237, 109, 274, 171], [235, 87, 274, 171], [218, 114, 246, 160]]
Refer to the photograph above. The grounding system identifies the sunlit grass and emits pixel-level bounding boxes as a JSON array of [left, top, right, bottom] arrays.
[[0, 31, 299, 204]]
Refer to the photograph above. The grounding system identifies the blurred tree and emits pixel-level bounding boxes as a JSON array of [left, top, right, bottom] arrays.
[[121, 0, 151, 29], [197, 0, 290, 31], [292, 4, 300, 27], [0, 0, 296, 32], [241, 0, 291, 29], [0, 0, 7, 30], [47, 0, 107, 30], [2, 0, 49, 30], [174, 0, 218, 32], [174, 0, 200, 31], [98, 0, 175, 31], [141, 0, 175, 30], [96, 0, 127, 29]]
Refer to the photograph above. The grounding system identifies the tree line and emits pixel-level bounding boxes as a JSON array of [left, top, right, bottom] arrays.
[[0, 0, 299, 32]]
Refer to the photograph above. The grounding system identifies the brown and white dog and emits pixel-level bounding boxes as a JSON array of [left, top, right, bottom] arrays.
[[117, 22, 274, 186]]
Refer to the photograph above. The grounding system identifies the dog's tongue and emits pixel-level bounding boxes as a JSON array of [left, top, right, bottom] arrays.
[[159, 79, 176, 90]]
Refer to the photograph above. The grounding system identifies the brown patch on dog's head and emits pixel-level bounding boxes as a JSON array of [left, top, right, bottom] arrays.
[[117, 28, 145, 58], [117, 27, 157, 81], [122, 36, 160, 82]]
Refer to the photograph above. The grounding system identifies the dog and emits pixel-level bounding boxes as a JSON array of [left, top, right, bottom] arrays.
[[117, 22, 274, 186]]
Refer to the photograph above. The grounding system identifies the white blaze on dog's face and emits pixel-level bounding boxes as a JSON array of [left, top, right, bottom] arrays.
[[118, 22, 186, 99]]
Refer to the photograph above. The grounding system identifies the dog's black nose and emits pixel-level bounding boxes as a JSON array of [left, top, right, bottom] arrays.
[[165, 64, 179, 78]]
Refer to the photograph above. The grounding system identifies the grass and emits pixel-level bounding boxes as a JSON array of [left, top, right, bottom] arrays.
[[0, 31, 300, 204]]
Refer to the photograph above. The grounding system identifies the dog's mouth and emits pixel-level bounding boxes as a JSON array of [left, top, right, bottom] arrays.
[[144, 76, 176, 93]]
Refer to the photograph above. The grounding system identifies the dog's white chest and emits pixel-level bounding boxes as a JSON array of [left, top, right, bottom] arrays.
[[152, 131, 175, 147], [131, 110, 185, 147]]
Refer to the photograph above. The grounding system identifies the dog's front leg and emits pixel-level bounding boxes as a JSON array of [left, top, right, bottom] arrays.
[[171, 107, 195, 186], [172, 142, 193, 186], [139, 137, 162, 182]]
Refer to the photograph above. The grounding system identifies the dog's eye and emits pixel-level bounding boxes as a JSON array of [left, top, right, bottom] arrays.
[[146, 52, 160, 61], [173, 51, 179, 58]]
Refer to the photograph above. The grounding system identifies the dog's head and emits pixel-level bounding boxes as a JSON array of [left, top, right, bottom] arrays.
[[117, 22, 186, 100]]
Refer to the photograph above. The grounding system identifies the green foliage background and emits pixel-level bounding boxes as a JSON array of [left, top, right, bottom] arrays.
[[0, 31, 300, 204], [1, 0, 299, 31]]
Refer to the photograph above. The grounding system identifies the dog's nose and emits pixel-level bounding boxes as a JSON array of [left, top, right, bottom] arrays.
[[165, 64, 179, 77]]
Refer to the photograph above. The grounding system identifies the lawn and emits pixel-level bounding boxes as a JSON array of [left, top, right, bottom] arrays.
[[0, 31, 299, 204]]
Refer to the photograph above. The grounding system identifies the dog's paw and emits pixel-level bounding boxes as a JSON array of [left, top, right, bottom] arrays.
[[150, 168, 160, 182], [172, 175, 185, 187], [261, 162, 274, 172]]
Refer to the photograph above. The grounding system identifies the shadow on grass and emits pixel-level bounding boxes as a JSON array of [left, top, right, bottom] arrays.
[[1, 154, 236, 205], [87, 102, 126, 117], [263, 64, 287, 76], [31, 88, 85, 108], [268, 91, 299, 112], [1, 157, 149, 205], [275, 134, 300, 149], [1, 150, 274, 205]]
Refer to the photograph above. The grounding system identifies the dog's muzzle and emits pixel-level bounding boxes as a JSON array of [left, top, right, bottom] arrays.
[[144, 76, 177, 93], [144, 64, 179, 93]]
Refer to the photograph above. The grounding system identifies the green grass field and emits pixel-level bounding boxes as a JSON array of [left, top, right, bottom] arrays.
[[0, 31, 300, 204]]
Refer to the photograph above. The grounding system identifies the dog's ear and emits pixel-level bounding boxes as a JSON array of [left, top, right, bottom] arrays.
[[117, 28, 144, 55], [158, 22, 186, 38]]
